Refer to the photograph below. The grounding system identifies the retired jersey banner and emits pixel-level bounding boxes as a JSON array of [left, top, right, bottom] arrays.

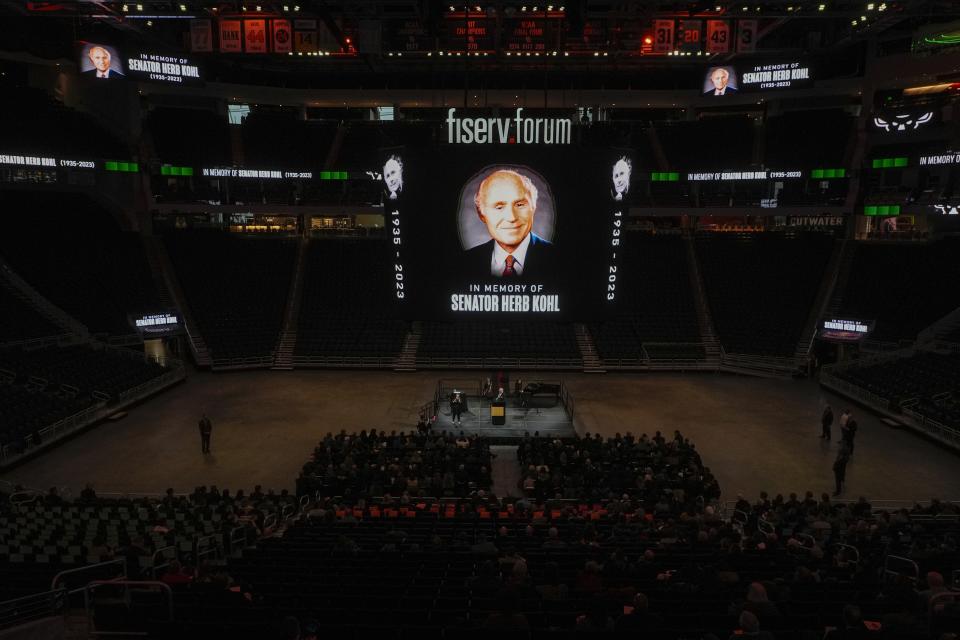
[[677, 20, 703, 53], [294, 29, 317, 53], [190, 19, 213, 52], [737, 19, 757, 53], [652, 19, 674, 53], [244, 19, 267, 53], [219, 19, 242, 53], [706, 20, 730, 54], [272, 19, 292, 53]]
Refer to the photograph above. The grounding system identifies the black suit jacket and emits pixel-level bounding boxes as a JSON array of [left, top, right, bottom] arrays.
[[84, 68, 123, 79], [463, 233, 557, 281], [703, 86, 738, 96]]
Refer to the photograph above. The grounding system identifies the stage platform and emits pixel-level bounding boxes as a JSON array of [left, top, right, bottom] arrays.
[[431, 392, 576, 440]]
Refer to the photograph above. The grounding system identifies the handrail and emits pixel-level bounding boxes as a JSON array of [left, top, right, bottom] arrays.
[[84, 580, 173, 637], [834, 543, 860, 567], [229, 525, 248, 553], [263, 513, 278, 532], [883, 554, 920, 584], [281, 502, 296, 523], [51, 559, 126, 595], [194, 534, 220, 562], [150, 545, 177, 578], [10, 490, 41, 505], [0, 587, 67, 631]]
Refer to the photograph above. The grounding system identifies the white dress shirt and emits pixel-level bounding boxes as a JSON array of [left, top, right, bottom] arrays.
[[490, 233, 532, 277]]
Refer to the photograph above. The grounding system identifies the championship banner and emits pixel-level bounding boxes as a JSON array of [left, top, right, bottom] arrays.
[[652, 19, 674, 53], [244, 19, 267, 53], [190, 19, 213, 53], [737, 19, 757, 53], [218, 19, 242, 53], [677, 19, 703, 53], [272, 19, 292, 53], [706, 20, 730, 54], [294, 30, 317, 53]]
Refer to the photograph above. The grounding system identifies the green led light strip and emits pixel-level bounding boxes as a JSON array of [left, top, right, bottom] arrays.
[[650, 172, 680, 182], [160, 165, 194, 176], [871, 157, 908, 169], [811, 168, 847, 179], [863, 205, 901, 216], [104, 161, 139, 173]]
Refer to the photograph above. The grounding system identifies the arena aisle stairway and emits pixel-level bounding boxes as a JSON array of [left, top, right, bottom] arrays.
[[489, 445, 522, 498]]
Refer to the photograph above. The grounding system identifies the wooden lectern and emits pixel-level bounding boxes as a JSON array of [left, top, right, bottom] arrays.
[[491, 400, 506, 426]]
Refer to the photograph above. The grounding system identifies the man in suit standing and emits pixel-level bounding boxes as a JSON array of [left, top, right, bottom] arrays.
[[464, 169, 556, 279], [198, 413, 213, 454], [84, 46, 123, 79]]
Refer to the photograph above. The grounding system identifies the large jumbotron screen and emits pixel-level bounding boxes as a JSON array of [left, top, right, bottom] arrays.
[[382, 109, 632, 321]]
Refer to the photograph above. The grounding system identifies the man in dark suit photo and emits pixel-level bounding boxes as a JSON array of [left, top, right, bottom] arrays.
[[84, 46, 123, 79], [463, 168, 556, 279], [704, 67, 737, 96]]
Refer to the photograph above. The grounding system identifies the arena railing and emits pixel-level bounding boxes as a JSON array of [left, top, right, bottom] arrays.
[[0, 332, 75, 350], [720, 351, 805, 376], [211, 354, 275, 371], [292, 354, 397, 368], [0, 587, 67, 631], [416, 356, 583, 370], [819, 367, 892, 409], [51, 559, 127, 596], [821, 360, 960, 450], [0, 355, 186, 467]]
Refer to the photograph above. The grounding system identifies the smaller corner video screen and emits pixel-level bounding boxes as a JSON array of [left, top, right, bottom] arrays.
[[77, 42, 125, 79], [702, 66, 739, 96]]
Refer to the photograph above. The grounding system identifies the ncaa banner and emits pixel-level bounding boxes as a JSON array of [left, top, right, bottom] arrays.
[[272, 19, 292, 53], [244, 19, 268, 53], [706, 20, 730, 54], [219, 19, 242, 53], [190, 19, 213, 52], [737, 19, 757, 53], [652, 19, 674, 53]]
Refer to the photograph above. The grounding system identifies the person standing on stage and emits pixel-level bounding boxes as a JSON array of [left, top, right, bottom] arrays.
[[833, 444, 850, 496], [451, 391, 464, 426], [820, 404, 834, 440], [198, 413, 213, 454]]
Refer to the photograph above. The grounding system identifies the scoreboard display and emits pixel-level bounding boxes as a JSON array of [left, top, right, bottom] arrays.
[[381, 109, 633, 321]]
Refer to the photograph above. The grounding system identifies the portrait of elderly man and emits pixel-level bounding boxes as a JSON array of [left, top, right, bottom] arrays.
[[612, 156, 631, 201], [84, 46, 123, 79], [383, 155, 403, 200], [704, 66, 737, 96], [463, 168, 556, 279]]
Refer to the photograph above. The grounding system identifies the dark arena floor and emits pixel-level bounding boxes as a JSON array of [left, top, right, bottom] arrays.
[[7, 370, 959, 503]]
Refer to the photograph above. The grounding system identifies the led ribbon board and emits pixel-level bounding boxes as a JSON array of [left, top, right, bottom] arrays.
[[820, 318, 873, 342], [126, 52, 203, 85], [131, 312, 183, 336]]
